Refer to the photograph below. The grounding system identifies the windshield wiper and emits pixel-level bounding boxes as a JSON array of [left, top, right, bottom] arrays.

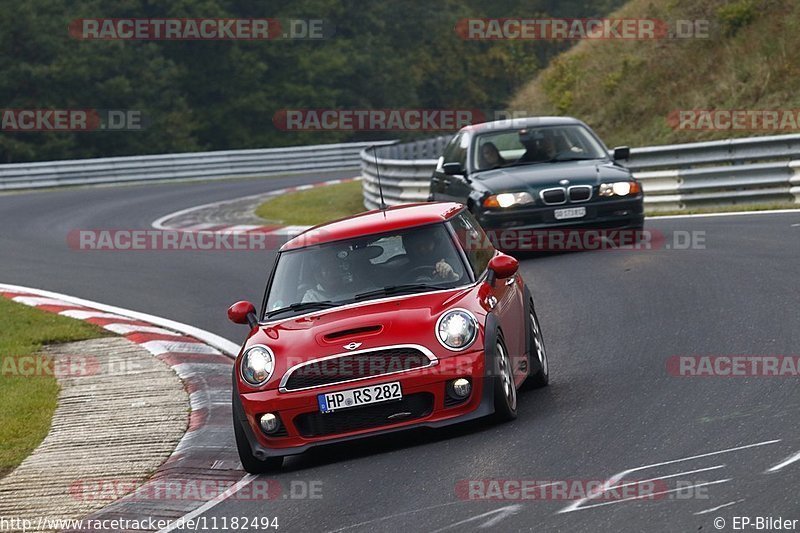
[[266, 300, 339, 318], [353, 283, 452, 302]]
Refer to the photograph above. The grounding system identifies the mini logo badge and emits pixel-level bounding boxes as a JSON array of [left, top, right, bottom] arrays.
[[343, 342, 362, 351]]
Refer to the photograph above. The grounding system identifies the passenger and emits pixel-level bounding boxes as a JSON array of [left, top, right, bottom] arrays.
[[479, 142, 506, 169], [402, 230, 461, 282]]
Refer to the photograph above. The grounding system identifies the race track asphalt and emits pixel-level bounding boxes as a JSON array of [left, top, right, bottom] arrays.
[[0, 175, 797, 532]]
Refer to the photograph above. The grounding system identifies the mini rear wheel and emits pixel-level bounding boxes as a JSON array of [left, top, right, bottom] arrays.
[[525, 306, 549, 389]]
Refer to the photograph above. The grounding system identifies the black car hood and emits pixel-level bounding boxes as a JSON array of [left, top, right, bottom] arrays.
[[473, 159, 632, 192]]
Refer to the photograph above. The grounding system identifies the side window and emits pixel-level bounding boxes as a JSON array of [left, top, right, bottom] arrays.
[[450, 212, 495, 278], [442, 133, 468, 168]]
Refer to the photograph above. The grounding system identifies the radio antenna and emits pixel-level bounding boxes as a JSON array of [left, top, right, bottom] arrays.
[[372, 145, 387, 211]]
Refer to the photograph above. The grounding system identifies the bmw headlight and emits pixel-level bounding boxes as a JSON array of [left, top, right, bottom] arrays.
[[599, 181, 641, 197], [436, 309, 478, 351], [483, 192, 535, 208], [240, 345, 274, 386]]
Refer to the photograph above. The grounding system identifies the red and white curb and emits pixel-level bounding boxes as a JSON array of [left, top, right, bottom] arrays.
[[0, 283, 247, 529], [152, 176, 361, 235]]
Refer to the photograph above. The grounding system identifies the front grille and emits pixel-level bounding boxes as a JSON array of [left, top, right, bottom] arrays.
[[281, 347, 433, 392], [568, 185, 592, 202], [293, 393, 434, 437], [541, 188, 567, 205]]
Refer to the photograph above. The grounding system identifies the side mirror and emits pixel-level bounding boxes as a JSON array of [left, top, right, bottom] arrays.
[[613, 146, 630, 161], [487, 253, 519, 284], [228, 300, 258, 328], [442, 162, 465, 176]]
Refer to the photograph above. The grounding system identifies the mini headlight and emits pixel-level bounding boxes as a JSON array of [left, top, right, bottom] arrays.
[[241, 345, 274, 386], [483, 192, 535, 208], [599, 181, 641, 197], [436, 309, 478, 351]]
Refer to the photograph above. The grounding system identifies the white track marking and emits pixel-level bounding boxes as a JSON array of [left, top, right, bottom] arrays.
[[156, 474, 257, 533], [651, 209, 800, 220], [694, 499, 745, 515], [139, 340, 222, 356], [765, 450, 800, 473], [218, 224, 264, 233], [609, 465, 726, 491], [11, 296, 79, 307], [430, 505, 523, 533], [59, 309, 132, 321], [559, 440, 781, 514], [325, 501, 466, 533], [0, 283, 239, 356], [568, 479, 732, 512], [102, 323, 182, 336]]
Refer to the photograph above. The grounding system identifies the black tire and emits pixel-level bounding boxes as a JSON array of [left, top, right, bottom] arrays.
[[524, 305, 550, 389], [492, 335, 518, 422], [232, 374, 284, 473], [233, 415, 284, 473]]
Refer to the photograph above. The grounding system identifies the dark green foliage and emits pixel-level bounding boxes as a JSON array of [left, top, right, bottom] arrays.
[[0, 0, 625, 162]]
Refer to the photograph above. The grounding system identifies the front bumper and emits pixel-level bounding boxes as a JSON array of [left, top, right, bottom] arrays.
[[235, 349, 495, 458], [476, 195, 644, 231]]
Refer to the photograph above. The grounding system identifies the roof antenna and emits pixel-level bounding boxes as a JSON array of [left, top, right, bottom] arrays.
[[372, 145, 387, 211]]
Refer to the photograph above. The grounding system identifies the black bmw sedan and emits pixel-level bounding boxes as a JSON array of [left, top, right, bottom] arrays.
[[428, 117, 644, 250]]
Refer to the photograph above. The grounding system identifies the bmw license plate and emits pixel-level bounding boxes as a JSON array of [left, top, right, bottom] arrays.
[[554, 206, 586, 220], [318, 381, 402, 414]]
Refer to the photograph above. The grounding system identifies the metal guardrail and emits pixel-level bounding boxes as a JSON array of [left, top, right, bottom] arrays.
[[361, 134, 800, 212], [0, 141, 395, 191]]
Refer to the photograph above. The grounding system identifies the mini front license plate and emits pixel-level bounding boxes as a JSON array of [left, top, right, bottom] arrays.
[[554, 206, 587, 220], [318, 381, 402, 414]]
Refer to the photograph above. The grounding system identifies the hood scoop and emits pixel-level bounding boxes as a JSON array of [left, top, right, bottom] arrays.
[[323, 325, 383, 343]]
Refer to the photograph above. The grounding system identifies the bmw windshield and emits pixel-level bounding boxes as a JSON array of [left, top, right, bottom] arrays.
[[264, 223, 470, 319], [473, 125, 608, 172]]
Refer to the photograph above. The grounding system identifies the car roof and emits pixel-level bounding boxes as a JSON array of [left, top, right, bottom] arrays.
[[463, 116, 584, 133], [280, 202, 465, 251]]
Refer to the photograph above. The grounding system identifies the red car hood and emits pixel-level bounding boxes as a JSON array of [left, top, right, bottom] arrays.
[[243, 287, 484, 388]]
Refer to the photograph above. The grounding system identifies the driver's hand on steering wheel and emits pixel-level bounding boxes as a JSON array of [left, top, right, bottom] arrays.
[[434, 259, 456, 280]]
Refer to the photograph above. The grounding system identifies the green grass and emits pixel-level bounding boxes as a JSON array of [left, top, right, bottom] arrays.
[[510, 0, 800, 148], [0, 298, 108, 478], [255, 180, 366, 226]]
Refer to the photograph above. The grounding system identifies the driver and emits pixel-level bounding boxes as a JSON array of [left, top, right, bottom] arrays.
[[402, 230, 460, 282], [518, 130, 558, 163], [301, 249, 348, 302]]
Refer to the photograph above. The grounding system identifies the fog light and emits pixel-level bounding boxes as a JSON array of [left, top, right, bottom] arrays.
[[259, 413, 280, 434], [450, 378, 471, 399]]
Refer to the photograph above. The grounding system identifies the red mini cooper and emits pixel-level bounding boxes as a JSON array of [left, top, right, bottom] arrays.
[[228, 202, 549, 472]]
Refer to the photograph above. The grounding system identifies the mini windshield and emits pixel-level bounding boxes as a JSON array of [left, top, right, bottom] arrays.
[[473, 125, 608, 171], [264, 223, 470, 319]]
